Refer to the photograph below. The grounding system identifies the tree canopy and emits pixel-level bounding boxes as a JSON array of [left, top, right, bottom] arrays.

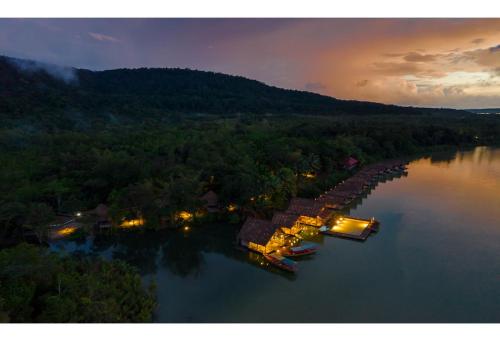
[[0, 243, 156, 323]]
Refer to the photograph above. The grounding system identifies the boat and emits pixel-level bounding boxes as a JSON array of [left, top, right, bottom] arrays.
[[264, 253, 298, 272], [279, 242, 318, 257], [368, 219, 380, 232]]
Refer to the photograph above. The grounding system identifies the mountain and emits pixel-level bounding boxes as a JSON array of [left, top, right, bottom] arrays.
[[0, 55, 466, 127]]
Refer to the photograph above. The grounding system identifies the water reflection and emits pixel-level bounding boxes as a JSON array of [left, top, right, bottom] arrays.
[[348, 170, 408, 211], [51, 162, 412, 279], [52, 222, 299, 280], [161, 233, 205, 277], [50, 147, 500, 322]]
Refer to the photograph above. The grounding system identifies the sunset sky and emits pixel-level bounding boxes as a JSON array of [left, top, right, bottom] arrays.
[[1, 18, 499, 108]]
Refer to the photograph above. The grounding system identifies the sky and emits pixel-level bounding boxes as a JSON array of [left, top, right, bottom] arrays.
[[1, 18, 499, 109]]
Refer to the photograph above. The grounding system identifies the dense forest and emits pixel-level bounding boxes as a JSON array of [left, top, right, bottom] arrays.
[[0, 55, 468, 129], [1, 55, 499, 243], [0, 243, 156, 322], [1, 55, 500, 322], [1, 114, 499, 245]]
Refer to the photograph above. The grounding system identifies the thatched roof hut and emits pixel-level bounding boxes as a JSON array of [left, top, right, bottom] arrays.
[[237, 218, 278, 246], [344, 156, 359, 170], [286, 197, 323, 217], [272, 211, 299, 229], [200, 190, 219, 212], [94, 204, 109, 220]]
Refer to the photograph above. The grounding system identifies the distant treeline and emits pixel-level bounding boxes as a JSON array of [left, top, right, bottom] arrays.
[[466, 108, 500, 114]]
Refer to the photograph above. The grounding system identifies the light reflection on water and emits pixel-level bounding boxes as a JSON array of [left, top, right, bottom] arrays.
[[52, 147, 500, 323]]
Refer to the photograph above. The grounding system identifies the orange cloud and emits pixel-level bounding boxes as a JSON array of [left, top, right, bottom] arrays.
[[306, 19, 500, 108]]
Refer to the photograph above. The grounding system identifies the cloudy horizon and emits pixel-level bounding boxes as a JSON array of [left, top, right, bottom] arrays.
[[1, 18, 499, 109]]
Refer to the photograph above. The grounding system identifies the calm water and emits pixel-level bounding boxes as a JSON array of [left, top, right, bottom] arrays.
[[51, 147, 500, 322]]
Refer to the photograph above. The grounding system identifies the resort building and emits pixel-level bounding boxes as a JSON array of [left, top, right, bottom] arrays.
[[237, 218, 285, 254], [48, 215, 81, 239], [344, 156, 359, 170], [316, 194, 350, 209], [272, 211, 300, 235], [200, 190, 219, 213], [285, 197, 330, 227], [93, 203, 111, 229]]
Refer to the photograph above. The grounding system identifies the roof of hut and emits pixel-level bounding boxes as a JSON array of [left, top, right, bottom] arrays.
[[317, 207, 332, 219], [272, 211, 299, 228], [237, 218, 278, 246], [94, 204, 109, 219], [345, 156, 359, 167], [286, 197, 323, 217], [200, 190, 218, 207]]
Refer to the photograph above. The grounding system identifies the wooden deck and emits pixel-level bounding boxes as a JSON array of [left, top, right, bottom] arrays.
[[320, 216, 378, 241], [321, 227, 371, 241]]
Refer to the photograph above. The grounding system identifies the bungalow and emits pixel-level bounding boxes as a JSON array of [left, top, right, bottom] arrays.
[[49, 215, 80, 240], [285, 197, 329, 227], [200, 190, 219, 213], [272, 211, 300, 235], [93, 203, 111, 229], [316, 194, 350, 209], [237, 218, 285, 254], [344, 156, 359, 170]]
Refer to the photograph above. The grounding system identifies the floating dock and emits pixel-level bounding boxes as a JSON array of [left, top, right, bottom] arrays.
[[237, 159, 407, 272], [320, 216, 379, 241]]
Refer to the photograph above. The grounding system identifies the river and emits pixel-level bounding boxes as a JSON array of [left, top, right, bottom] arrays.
[[51, 146, 500, 322]]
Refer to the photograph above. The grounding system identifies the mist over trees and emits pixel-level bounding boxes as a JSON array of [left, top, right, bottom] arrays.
[[0, 55, 468, 130], [1, 54, 499, 323]]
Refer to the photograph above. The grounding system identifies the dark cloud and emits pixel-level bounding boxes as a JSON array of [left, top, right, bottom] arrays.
[[489, 44, 500, 53], [443, 86, 465, 96], [304, 82, 327, 92], [372, 61, 445, 78], [403, 52, 437, 62], [382, 52, 405, 58], [471, 38, 485, 45], [372, 61, 418, 75], [356, 79, 369, 87]]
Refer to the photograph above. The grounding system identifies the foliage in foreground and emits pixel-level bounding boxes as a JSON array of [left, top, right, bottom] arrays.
[[0, 243, 156, 323]]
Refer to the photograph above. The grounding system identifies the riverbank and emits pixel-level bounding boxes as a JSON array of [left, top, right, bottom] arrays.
[[46, 146, 500, 322]]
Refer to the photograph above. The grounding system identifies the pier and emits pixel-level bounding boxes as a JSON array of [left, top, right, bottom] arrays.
[[237, 158, 408, 271]]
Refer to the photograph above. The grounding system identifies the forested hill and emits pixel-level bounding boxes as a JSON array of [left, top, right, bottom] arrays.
[[0, 55, 464, 127]]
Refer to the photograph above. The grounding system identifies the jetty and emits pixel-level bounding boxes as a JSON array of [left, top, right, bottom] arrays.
[[320, 215, 379, 241], [237, 158, 408, 272]]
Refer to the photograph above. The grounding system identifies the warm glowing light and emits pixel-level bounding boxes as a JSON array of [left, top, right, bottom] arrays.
[[227, 204, 237, 212], [301, 172, 316, 179], [57, 227, 77, 236], [183, 226, 190, 231], [331, 217, 370, 235], [75, 212, 82, 217], [120, 218, 144, 228], [177, 211, 193, 221]]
